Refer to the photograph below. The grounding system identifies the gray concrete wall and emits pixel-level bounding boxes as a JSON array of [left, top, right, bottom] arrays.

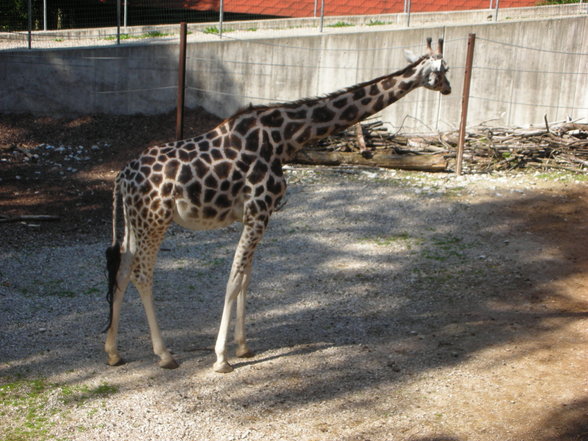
[[1, 14, 587, 132]]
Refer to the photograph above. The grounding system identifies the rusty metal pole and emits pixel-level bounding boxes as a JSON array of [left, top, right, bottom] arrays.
[[456, 33, 476, 176], [176, 22, 188, 141]]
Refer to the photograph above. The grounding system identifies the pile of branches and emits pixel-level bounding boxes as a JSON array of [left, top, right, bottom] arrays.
[[311, 119, 588, 173]]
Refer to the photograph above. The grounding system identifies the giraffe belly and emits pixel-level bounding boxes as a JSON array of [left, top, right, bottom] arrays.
[[172, 199, 242, 231]]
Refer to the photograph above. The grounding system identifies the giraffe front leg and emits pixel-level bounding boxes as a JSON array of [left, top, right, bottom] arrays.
[[235, 268, 255, 359], [213, 271, 243, 373]]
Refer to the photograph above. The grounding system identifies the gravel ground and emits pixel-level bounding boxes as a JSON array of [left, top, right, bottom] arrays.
[[1, 166, 587, 441]]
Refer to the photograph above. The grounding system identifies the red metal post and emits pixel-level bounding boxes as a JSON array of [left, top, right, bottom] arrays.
[[176, 22, 188, 141], [456, 33, 476, 176]]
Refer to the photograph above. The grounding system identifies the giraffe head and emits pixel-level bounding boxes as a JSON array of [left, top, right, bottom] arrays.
[[404, 38, 451, 96]]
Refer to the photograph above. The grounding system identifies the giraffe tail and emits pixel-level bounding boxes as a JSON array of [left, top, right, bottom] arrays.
[[103, 174, 123, 333]]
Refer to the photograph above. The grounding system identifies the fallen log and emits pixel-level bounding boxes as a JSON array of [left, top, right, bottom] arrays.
[[292, 150, 448, 171]]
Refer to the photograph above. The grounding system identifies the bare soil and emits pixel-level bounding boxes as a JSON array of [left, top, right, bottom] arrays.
[[0, 111, 587, 441]]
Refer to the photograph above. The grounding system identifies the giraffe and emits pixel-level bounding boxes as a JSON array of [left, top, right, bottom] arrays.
[[103, 38, 451, 373]]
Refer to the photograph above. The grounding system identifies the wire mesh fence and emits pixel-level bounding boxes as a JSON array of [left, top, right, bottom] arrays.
[[2, 0, 583, 33]]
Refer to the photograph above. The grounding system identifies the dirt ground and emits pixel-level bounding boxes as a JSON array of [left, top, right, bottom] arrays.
[[0, 112, 587, 441]]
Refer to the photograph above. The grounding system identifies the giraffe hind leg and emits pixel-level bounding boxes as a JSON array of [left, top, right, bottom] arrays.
[[104, 246, 133, 367], [131, 226, 179, 369]]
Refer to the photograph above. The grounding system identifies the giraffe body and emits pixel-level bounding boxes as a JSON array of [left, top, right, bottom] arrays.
[[104, 39, 451, 372]]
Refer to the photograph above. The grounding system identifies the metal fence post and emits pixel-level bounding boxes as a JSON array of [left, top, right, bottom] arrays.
[[456, 33, 476, 176], [27, 0, 32, 49], [319, 0, 325, 32], [219, 0, 224, 38], [494, 0, 500, 21], [176, 22, 188, 140], [116, 0, 121, 44]]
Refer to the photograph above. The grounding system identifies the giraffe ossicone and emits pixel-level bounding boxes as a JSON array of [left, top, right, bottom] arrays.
[[103, 38, 451, 373]]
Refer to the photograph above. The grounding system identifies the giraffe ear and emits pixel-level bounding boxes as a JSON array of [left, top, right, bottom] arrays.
[[404, 49, 420, 64]]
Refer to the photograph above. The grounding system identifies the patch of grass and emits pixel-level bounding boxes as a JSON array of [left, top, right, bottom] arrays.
[[327, 21, 354, 28], [203, 26, 219, 34], [104, 31, 171, 41], [534, 170, 588, 182], [367, 19, 389, 26], [0, 377, 118, 441]]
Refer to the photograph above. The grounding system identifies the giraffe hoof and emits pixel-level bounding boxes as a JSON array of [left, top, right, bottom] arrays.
[[213, 361, 234, 373], [236, 347, 255, 358], [159, 358, 180, 369], [107, 356, 125, 367]]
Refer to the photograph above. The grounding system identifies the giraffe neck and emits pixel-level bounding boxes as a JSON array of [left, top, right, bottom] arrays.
[[218, 58, 427, 162]]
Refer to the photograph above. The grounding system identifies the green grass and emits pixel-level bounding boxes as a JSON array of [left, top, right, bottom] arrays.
[[366, 19, 389, 26], [0, 377, 118, 441], [327, 21, 354, 28], [104, 30, 171, 41]]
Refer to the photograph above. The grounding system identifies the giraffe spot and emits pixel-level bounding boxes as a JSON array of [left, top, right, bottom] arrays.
[[352, 88, 366, 100], [382, 78, 396, 90], [140, 180, 153, 194], [255, 186, 264, 197], [260, 109, 284, 127], [286, 109, 307, 119], [311, 106, 335, 123], [271, 130, 282, 144], [215, 194, 231, 208], [225, 148, 238, 160], [212, 137, 222, 148], [259, 134, 273, 163], [236, 116, 256, 134], [187, 181, 202, 204], [158, 155, 167, 162], [203, 206, 218, 218], [361, 97, 372, 106], [341, 105, 359, 121], [206, 131, 218, 140], [184, 142, 196, 151], [388, 92, 398, 103], [178, 165, 192, 184], [198, 141, 210, 152], [211, 148, 224, 161], [231, 169, 243, 181], [135, 173, 145, 184], [373, 95, 385, 112], [270, 158, 283, 177], [315, 126, 330, 137], [194, 159, 207, 178], [219, 125, 228, 135], [153, 163, 163, 172], [214, 161, 232, 180], [220, 180, 230, 192], [399, 81, 412, 91], [245, 129, 260, 152], [241, 152, 257, 165], [200, 153, 212, 164], [248, 161, 268, 185], [178, 149, 191, 162], [164, 160, 180, 179], [204, 188, 216, 203], [267, 175, 284, 195], [333, 97, 348, 109], [276, 145, 284, 156], [140, 155, 156, 165], [231, 181, 244, 197], [161, 182, 174, 197], [205, 174, 218, 189]]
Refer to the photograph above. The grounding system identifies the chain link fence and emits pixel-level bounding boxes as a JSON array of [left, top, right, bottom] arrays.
[[3, 0, 583, 33]]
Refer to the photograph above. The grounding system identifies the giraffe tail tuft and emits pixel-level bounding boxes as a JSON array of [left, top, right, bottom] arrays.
[[103, 242, 121, 333], [103, 173, 123, 333]]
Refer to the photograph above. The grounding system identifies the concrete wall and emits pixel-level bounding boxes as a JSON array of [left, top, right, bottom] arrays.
[[1, 14, 587, 132]]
